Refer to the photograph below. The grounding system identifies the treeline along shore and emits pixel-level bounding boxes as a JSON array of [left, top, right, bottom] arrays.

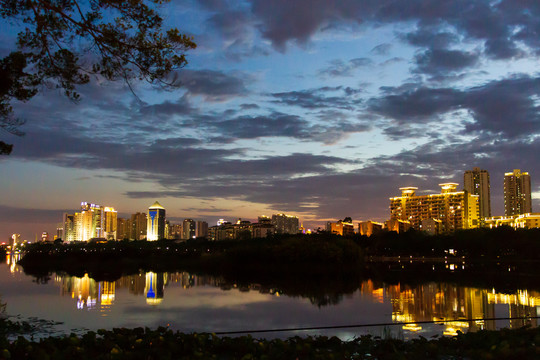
[[13, 227, 540, 298]]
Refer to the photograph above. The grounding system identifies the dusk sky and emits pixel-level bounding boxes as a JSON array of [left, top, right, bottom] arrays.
[[2, 0, 540, 241]]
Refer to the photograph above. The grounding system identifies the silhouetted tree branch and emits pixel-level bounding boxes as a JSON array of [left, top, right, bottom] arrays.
[[0, 0, 196, 154]]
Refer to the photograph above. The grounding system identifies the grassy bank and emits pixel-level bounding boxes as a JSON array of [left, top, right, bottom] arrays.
[[1, 325, 539, 359]]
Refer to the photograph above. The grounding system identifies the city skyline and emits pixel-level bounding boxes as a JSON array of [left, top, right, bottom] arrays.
[[6, 165, 535, 241], [2, 1, 540, 240]]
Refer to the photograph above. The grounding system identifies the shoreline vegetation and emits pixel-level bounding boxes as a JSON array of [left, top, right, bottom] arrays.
[[0, 323, 540, 359]]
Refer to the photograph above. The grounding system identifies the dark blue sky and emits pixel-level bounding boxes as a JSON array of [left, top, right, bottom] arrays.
[[2, 0, 540, 240]]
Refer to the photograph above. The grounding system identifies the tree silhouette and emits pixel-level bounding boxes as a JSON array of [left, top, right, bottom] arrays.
[[0, 0, 196, 154]]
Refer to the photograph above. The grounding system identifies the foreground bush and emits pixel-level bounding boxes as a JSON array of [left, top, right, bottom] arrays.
[[0, 325, 539, 359]]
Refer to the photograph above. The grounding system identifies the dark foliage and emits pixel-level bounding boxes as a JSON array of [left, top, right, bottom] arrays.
[[0, 0, 196, 153], [0, 324, 540, 359]]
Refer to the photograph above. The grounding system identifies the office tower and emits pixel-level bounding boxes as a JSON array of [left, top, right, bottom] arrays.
[[147, 201, 166, 241], [504, 169, 532, 216], [464, 167, 491, 219], [182, 219, 196, 240], [390, 183, 480, 232], [103, 207, 118, 240], [271, 213, 299, 234], [196, 221, 208, 238], [130, 212, 147, 240]]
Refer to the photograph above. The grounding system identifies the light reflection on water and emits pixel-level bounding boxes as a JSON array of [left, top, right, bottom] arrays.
[[0, 255, 539, 340]]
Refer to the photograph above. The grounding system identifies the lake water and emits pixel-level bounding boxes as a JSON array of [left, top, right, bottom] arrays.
[[1, 254, 539, 340]]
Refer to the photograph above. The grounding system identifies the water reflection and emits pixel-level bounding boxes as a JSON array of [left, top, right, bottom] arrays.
[[4, 256, 539, 338], [361, 280, 539, 335], [50, 270, 540, 335]]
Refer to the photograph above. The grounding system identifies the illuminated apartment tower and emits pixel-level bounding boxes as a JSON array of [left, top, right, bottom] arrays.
[[147, 201, 166, 241], [464, 167, 491, 219], [504, 169, 532, 216], [103, 207, 118, 240], [80, 202, 104, 239], [390, 183, 480, 232], [271, 213, 299, 234]]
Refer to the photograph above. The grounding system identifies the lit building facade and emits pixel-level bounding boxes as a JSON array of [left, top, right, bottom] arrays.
[[182, 219, 196, 240], [504, 169, 532, 216], [80, 202, 104, 239], [485, 213, 540, 229], [103, 207, 118, 240], [326, 219, 354, 236], [390, 183, 480, 233], [271, 213, 299, 234], [147, 201, 166, 241], [64, 202, 106, 242], [464, 167, 491, 219], [358, 221, 384, 237]]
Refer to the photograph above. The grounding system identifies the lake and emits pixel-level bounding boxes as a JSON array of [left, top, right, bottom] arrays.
[[1, 254, 538, 340]]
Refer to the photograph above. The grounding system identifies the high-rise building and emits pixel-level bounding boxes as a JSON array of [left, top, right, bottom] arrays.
[[504, 169, 532, 216], [56, 223, 64, 240], [63, 213, 76, 242], [147, 201, 166, 241], [271, 213, 299, 234], [103, 207, 118, 240], [116, 218, 130, 240], [182, 219, 196, 240], [464, 167, 491, 219], [80, 202, 104, 239], [196, 221, 208, 238], [130, 212, 147, 240], [390, 183, 480, 232]]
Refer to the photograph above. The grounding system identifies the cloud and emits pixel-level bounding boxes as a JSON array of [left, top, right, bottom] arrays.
[[318, 58, 373, 78], [178, 70, 250, 101], [270, 86, 362, 110], [370, 43, 392, 56], [413, 49, 479, 79], [401, 29, 459, 49], [369, 75, 540, 139]]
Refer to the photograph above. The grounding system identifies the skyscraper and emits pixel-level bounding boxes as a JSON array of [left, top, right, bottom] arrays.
[[182, 219, 195, 240], [196, 221, 208, 238], [147, 201, 166, 241], [130, 212, 147, 240], [504, 169, 532, 216], [464, 167, 491, 219], [103, 207, 118, 240]]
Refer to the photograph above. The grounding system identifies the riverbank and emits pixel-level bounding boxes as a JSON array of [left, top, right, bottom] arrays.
[[1, 324, 539, 359]]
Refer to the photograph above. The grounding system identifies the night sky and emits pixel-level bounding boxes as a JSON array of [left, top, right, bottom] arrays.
[[2, 0, 540, 241]]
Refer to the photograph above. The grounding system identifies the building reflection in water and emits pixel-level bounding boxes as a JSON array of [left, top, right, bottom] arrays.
[[55, 271, 539, 336], [361, 280, 539, 335]]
